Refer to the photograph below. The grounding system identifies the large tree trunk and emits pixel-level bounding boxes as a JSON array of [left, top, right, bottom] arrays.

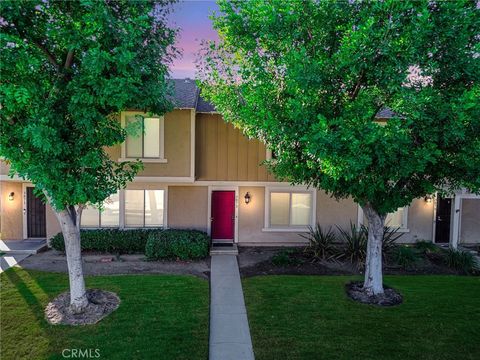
[[55, 207, 88, 313], [362, 204, 386, 296]]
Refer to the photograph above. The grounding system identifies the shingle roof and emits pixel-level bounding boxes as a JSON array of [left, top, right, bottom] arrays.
[[196, 92, 217, 113], [170, 78, 395, 118], [375, 108, 396, 119], [169, 79, 199, 109]]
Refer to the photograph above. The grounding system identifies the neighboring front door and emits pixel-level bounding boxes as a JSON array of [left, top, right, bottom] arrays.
[[26, 187, 46, 238], [435, 196, 451, 243], [211, 191, 235, 241]]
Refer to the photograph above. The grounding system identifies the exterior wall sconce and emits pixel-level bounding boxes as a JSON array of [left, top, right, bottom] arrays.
[[424, 194, 433, 203], [244, 192, 251, 204], [8, 192, 14, 201]]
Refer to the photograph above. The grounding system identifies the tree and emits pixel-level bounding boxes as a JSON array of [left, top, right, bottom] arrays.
[[0, 0, 177, 312], [199, 0, 480, 295]]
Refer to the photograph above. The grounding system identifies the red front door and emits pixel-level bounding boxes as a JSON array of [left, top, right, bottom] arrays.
[[211, 191, 235, 241]]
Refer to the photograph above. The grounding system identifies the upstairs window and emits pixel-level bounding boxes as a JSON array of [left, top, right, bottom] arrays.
[[121, 112, 166, 162]]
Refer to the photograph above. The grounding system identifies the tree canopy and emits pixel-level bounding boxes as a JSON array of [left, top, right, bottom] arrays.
[[199, 0, 480, 215], [0, 0, 177, 210]]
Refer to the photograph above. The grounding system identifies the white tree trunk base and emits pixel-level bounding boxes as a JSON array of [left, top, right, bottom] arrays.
[[45, 289, 120, 325], [346, 281, 403, 306]]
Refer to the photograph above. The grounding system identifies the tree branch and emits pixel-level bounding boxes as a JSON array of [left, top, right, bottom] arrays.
[[10, 20, 60, 69], [64, 50, 74, 69]]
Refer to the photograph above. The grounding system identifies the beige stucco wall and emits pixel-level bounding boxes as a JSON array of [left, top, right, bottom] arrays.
[[361, 198, 434, 243], [316, 192, 358, 230], [404, 198, 434, 243], [105, 109, 193, 178], [238, 186, 305, 245], [0, 181, 23, 240], [460, 199, 480, 244], [0, 182, 61, 240], [168, 186, 208, 231], [46, 204, 61, 239]]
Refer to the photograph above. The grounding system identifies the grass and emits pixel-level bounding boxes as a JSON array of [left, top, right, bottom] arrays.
[[1, 268, 209, 359], [243, 275, 480, 360]]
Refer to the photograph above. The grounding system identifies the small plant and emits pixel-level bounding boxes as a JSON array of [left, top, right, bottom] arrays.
[[301, 224, 338, 261], [394, 246, 419, 269], [443, 248, 479, 274], [337, 222, 367, 267], [271, 249, 302, 267], [382, 226, 403, 258], [414, 240, 439, 254]]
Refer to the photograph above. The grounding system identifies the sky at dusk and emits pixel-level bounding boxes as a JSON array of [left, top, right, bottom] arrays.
[[168, 0, 219, 79]]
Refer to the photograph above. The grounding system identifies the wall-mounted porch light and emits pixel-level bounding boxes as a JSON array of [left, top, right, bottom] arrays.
[[244, 192, 251, 204], [424, 194, 433, 203], [8, 192, 14, 201]]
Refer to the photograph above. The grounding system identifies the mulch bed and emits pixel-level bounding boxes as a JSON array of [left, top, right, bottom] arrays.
[[239, 248, 461, 278], [346, 281, 403, 306], [45, 289, 120, 325]]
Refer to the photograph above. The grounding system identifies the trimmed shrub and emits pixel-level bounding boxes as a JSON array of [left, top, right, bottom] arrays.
[[301, 224, 339, 261], [444, 248, 479, 274], [145, 229, 210, 260], [414, 240, 439, 254], [271, 249, 303, 266], [394, 246, 420, 269], [50, 229, 160, 254]]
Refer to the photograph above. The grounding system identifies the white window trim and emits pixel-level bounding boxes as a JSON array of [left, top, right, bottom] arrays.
[[263, 186, 316, 232], [357, 205, 410, 232], [119, 111, 167, 163], [80, 188, 167, 229], [80, 193, 121, 229], [124, 188, 167, 228]]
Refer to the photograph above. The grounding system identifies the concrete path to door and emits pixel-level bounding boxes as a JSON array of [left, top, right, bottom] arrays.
[[0, 239, 47, 273], [209, 255, 255, 360]]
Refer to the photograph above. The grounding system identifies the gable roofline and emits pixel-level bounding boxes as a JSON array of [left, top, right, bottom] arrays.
[[170, 78, 397, 118]]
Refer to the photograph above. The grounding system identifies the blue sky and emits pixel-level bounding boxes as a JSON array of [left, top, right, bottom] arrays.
[[168, 0, 219, 79]]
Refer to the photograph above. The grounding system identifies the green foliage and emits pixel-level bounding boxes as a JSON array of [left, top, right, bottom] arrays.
[[414, 240, 439, 254], [199, 0, 480, 214], [301, 224, 339, 261], [381, 227, 403, 257], [337, 223, 367, 267], [50, 229, 159, 254], [0, 1, 177, 210], [271, 249, 303, 267], [394, 246, 420, 269], [145, 230, 210, 261], [443, 248, 479, 275]]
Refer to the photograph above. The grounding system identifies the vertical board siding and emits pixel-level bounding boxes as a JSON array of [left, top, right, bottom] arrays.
[[196, 114, 275, 181]]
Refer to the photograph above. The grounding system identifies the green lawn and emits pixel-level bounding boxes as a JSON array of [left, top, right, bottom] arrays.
[[1, 268, 209, 360], [243, 275, 480, 360]]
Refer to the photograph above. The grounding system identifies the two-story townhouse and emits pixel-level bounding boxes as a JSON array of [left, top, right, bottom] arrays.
[[1, 79, 479, 248]]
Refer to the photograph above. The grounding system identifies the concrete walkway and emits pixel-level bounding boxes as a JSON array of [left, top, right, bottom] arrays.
[[0, 239, 47, 273], [210, 255, 255, 360]]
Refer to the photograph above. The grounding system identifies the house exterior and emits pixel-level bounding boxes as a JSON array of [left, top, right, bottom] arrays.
[[1, 79, 479, 247]]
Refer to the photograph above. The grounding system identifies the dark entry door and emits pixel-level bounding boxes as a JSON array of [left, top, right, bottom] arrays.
[[211, 191, 235, 241], [26, 187, 46, 238], [435, 197, 451, 243]]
